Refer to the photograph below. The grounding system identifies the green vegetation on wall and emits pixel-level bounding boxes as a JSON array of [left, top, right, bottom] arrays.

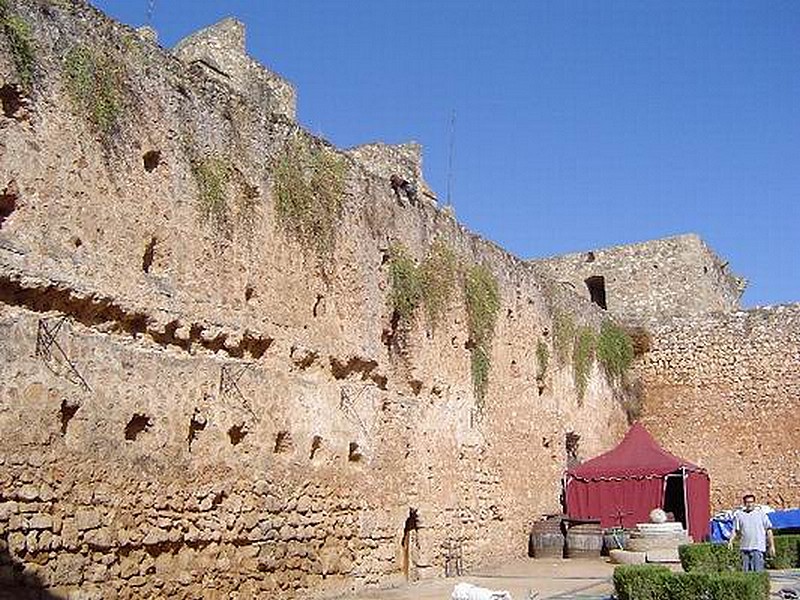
[[384, 245, 499, 408], [64, 45, 123, 135], [536, 339, 549, 380], [388, 243, 423, 321], [471, 345, 491, 406], [190, 157, 260, 240], [193, 157, 232, 237], [597, 320, 635, 380], [388, 239, 458, 327], [552, 311, 576, 361], [573, 327, 596, 400], [551, 311, 635, 401], [273, 134, 347, 258], [419, 239, 458, 329], [465, 264, 500, 409], [0, 0, 35, 90]]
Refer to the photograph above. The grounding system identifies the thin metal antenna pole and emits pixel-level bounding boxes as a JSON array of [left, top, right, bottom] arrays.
[[446, 109, 456, 208], [146, 0, 156, 25]]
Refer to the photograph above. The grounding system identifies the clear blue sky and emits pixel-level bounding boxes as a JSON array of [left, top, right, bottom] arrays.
[[91, 1, 799, 308]]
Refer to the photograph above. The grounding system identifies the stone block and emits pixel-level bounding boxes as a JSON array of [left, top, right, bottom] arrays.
[[37, 529, 52, 551], [74, 509, 100, 531], [61, 522, 80, 551], [15, 485, 38, 502], [279, 525, 295, 541], [0, 501, 18, 520], [142, 527, 169, 546], [38, 484, 54, 502], [27, 514, 52, 530], [8, 514, 26, 532], [119, 555, 140, 579], [84, 527, 113, 550], [52, 553, 86, 586], [24, 531, 38, 553], [8, 531, 25, 554], [84, 562, 108, 583]]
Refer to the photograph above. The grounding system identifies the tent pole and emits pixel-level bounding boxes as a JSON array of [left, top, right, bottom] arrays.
[[682, 467, 690, 535]]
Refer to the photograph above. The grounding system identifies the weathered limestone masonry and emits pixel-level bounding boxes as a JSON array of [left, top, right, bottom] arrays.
[[539, 234, 800, 514], [0, 1, 630, 598], [532, 234, 746, 327], [632, 305, 800, 511]]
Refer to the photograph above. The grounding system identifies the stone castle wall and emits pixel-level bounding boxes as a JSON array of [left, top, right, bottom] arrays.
[[532, 234, 746, 327], [0, 1, 630, 598], [172, 17, 296, 121], [632, 304, 800, 510]]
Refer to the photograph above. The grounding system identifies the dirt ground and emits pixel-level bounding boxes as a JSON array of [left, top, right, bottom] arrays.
[[344, 558, 800, 600], [346, 558, 617, 600]]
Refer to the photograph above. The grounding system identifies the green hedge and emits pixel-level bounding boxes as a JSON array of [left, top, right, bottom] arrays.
[[665, 572, 769, 600], [768, 534, 800, 569], [678, 536, 800, 572], [678, 542, 739, 573], [613, 565, 769, 600], [613, 565, 671, 600]]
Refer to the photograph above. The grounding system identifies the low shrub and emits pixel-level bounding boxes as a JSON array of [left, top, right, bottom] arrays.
[[614, 565, 769, 600], [768, 534, 800, 569], [678, 542, 739, 573], [665, 571, 768, 600], [613, 564, 671, 600]]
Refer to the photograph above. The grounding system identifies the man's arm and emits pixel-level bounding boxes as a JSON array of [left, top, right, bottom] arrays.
[[727, 516, 739, 549], [766, 527, 775, 556]]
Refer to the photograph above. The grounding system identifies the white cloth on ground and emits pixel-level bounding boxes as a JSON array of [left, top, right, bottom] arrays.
[[451, 582, 513, 600]]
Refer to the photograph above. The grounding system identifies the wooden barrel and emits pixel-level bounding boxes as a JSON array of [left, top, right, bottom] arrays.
[[565, 523, 603, 558], [529, 518, 564, 559]]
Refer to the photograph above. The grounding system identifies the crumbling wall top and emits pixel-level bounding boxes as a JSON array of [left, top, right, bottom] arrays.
[[531, 233, 747, 326], [173, 17, 296, 120], [346, 142, 437, 204]]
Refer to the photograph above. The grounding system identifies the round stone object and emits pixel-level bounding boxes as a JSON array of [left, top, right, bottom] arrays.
[[649, 508, 668, 523]]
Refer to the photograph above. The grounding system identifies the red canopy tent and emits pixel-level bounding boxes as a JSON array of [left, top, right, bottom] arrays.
[[564, 423, 709, 541]]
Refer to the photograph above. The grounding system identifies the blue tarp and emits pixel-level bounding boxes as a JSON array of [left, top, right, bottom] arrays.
[[709, 517, 734, 543], [769, 509, 800, 530], [709, 509, 800, 543]]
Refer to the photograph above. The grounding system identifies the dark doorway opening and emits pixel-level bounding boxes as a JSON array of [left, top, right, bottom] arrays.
[[663, 472, 687, 529], [585, 275, 607, 309], [401, 508, 419, 581]]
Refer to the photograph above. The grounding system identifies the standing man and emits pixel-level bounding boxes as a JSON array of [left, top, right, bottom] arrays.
[[728, 493, 776, 572]]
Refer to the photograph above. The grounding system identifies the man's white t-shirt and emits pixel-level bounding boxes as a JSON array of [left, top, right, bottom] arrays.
[[733, 508, 771, 551]]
